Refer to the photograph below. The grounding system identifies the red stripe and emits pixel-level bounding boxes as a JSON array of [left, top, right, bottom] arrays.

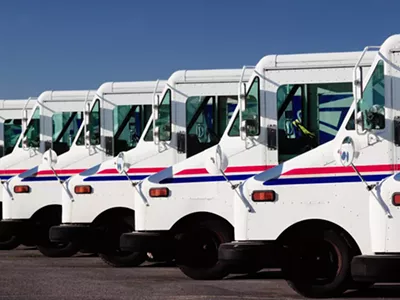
[[98, 167, 165, 175], [176, 165, 272, 176], [175, 164, 398, 177], [33, 169, 86, 176], [283, 164, 398, 176], [0, 169, 28, 175]]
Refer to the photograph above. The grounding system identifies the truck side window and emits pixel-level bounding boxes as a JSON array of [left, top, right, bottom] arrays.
[[52, 111, 83, 155], [228, 77, 260, 136], [19, 107, 40, 148], [113, 104, 152, 154], [186, 95, 237, 158], [76, 99, 100, 146], [4, 119, 22, 155], [144, 89, 171, 141], [277, 82, 353, 163]]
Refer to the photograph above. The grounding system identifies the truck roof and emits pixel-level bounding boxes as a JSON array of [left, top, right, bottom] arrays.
[[0, 98, 37, 110], [96, 81, 167, 95], [257, 51, 377, 71], [168, 69, 254, 85], [37, 90, 96, 104]]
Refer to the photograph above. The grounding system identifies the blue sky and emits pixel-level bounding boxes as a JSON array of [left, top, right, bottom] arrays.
[[0, 0, 396, 98]]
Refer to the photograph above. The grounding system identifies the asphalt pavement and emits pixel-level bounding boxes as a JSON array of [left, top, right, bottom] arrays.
[[1, 247, 400, 300]]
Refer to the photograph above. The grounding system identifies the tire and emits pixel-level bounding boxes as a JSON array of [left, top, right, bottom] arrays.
[[282, 229, 352, 298], [0, 235, 20, 250], [98, 215, 146, 268], [175, 219, 233, 280], [37, 241, 80, 258]]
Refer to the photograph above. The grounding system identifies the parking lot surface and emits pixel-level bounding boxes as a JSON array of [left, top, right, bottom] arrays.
[[1, 247, 400, 300]]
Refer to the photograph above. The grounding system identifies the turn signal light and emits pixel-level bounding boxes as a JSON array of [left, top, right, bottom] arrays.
[[74, 185, 92, 194], [14, 185, 30, 193], [392, 193, 400, 206], [252, 190, 276, 202], [149, 187, 169, 198]]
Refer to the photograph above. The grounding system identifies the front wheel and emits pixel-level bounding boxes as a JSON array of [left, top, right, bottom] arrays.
[[282, 229, 352, 298], [0, 235, 20, 250], [98, 216, 146, 268], [175, 219, 233, 280], [35, 222, 80, 257]]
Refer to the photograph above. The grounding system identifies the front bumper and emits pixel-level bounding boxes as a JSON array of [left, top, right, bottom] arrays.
[[352, 254, 400, 282], [120, 231, 171, 252], [0, 219, 31, 237], [218, 241, 282, 269], [50, 224, 104, 251]]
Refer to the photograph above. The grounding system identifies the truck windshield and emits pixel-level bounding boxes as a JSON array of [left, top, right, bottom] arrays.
[[19, 106, 40, 148], [76, 100, 100, 146], [186, 95, 237, 158], [52, 112, 84, 155], [4, 119, 22, 155], [113, 104, 152, 154]]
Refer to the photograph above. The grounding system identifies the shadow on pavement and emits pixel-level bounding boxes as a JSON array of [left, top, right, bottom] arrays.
[[344, 284, 400, 298], [227, 269, 283, 280]]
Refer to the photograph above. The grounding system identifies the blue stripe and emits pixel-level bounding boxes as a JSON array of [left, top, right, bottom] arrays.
[[22, 176, 71, 182], [263, 174, 390, 186], [0, 176, 13, 180], [65, 172, 392, 186], [84, 175, 149, 182]]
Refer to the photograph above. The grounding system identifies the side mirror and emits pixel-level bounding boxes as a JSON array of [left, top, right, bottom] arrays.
[[84, 103, 90, 124], [205, 145, 228, 175], [336, 136, 355, 167], [115, 152, 130, 174], [153, 94, 160, 121], [365, 104, 385, 130], [85, 131, 91, 147], [22, 136, 29, 149], [239, 83, 246, 112], [22, 109, 28, 131], [42, 149, 58, 169], [240, 118, 257, 139], [353, 66, 363, 102], [153, 126, 160, 144], [240, 120, 247, 140]]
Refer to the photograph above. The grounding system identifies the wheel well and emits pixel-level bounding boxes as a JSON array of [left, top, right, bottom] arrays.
[[170, 212, 233, 234], [92, 207, 135, 226], [30, 205, 61, 223], [277, 219, 361, 255]]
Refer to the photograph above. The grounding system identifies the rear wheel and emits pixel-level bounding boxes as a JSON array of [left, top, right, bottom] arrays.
[[98, 216, 146, 268], [0, 235, 20, 250], [175, 219, 233, 280], [282, 229, 352, 298]]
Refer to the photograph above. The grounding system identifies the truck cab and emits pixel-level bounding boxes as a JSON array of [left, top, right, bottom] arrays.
[[218, 34, 400, 298], [0, 90, 95, 250], [0, 98, 36, 157], [119, 51, 376, 281], [1, 81, 162, 257], [50, 68, 251, 268]]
